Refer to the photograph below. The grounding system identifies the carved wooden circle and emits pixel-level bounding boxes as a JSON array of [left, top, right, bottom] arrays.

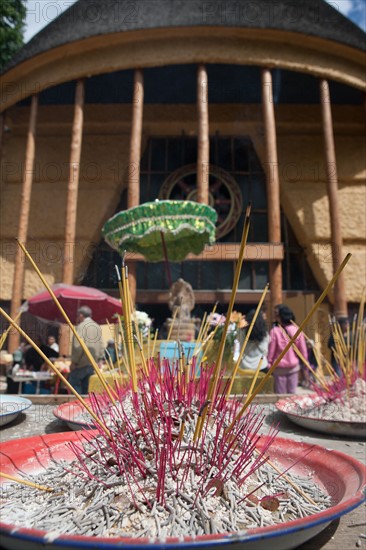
[[158, 164, 243, 239]]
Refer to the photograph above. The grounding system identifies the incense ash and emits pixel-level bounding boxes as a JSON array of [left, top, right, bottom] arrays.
[[306, 377, 366, 422], [0, 237, 353, 544], [0, 360, 331, 540]]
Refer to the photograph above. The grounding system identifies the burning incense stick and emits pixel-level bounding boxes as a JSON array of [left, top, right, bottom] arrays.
[[0, 471, 54, 492]]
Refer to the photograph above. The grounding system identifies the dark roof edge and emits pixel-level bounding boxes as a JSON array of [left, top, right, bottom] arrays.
[[2, 0, 366, 75]]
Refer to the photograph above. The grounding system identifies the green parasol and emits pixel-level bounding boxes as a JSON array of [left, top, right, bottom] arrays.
[[102, 200, 217, 285]]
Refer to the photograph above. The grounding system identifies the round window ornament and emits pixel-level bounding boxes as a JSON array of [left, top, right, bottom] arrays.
[[159, 164, 242, 239]]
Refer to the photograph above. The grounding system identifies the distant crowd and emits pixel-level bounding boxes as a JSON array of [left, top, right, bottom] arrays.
[[5, 304, 347, 396]]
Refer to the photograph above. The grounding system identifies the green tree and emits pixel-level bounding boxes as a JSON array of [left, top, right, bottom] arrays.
[[0, 0, 26, 71]]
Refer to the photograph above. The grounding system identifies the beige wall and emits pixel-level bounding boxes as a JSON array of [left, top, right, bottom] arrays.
[[0, 103, 365, 307], [276, 134, 365, 303]]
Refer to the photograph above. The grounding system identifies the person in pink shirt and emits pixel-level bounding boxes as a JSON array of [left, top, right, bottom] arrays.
[[267, 305, 308, 394]]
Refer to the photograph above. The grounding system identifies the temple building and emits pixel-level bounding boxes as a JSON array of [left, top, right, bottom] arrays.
[[0, 0, 365, 349]]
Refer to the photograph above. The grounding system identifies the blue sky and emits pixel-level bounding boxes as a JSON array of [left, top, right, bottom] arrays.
[[24, 0, 366, 43]]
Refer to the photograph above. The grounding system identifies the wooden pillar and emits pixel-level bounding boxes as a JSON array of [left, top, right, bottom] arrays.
[[320, 79, 347, 318], [127, 69, 144, 303], [0, 113, 4, 158], [197, 64, 209, 204], [62, 79, 85, 284], [59, 80, 84, 356], [8, 95, 38, 352], [261, 69, 282, 315]]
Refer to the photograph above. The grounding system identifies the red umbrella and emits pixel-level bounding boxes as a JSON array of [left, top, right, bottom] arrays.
[[22, 284, 122, 324]]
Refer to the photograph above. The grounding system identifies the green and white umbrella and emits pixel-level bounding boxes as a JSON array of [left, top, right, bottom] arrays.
[[102, 200, 217, 284]]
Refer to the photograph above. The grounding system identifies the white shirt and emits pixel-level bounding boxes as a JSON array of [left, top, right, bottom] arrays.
[[49, 342, 59, 353], [240, 333, 269, 371]]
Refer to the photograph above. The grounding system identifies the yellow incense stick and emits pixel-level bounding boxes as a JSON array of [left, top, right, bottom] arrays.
[[134, 334, 149, 376], [350, 315, 357, 368], [17, 240, 116, 403], [167, 306, 180, 341], [147, 329, 151, 360], [193, 314, 223, 361], [195, 212, 251, 440], [290, 321, 336, 383], [279, 326, 329, 392], [114, 266, 131, 384], [126, 268, 138, 389], [117, 316, 130, 376], [209, 214, 251, 401], [226, 283, 269, 398], [122, 263, 137, 391], [136, 326, 148, 375], [121, 264, 132, 375], [152, 329, 159, 359], [0, 312, 21, 350], [0, 308, 111, 438], [194, 302, 219, 359], [252, 451, 318, 506], [200, 311, 213, 345], [242, 357, 264, 408], [226, 253, 352, 432], [193, 330, 216, 362], [357, 292, 365, 375], [105, 318, 125, 386], [0, 471, 54, 492], [310, 346, 329, 386], [193, 311, 207, 356]]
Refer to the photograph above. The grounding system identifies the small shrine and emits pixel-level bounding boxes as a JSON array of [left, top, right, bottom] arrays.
[[163, 279, 199, 341]]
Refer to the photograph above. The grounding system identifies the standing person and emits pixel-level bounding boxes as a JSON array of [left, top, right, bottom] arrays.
[[267, 305, 308, 394], [69, 306, 105, 394], [239, 310, 269, 372]]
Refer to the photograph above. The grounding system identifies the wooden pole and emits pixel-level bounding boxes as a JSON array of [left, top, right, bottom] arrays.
[[261, 69, 282, 316], [128, 69, 143, 208], [197, 64, 209, 204], [8, 95, 38, 352], [127, 69, 144, 304], [62, 79, 84, 284], [320, 79, 347, 318], [0, 112, 4, 159], [59, 80, 85, 356]]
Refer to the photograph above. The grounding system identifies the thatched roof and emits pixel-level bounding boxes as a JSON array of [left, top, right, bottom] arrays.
[[4, 0, 365, 73]]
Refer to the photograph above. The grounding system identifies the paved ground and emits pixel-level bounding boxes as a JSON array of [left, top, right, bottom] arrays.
[[0, 394, 365, 549]]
